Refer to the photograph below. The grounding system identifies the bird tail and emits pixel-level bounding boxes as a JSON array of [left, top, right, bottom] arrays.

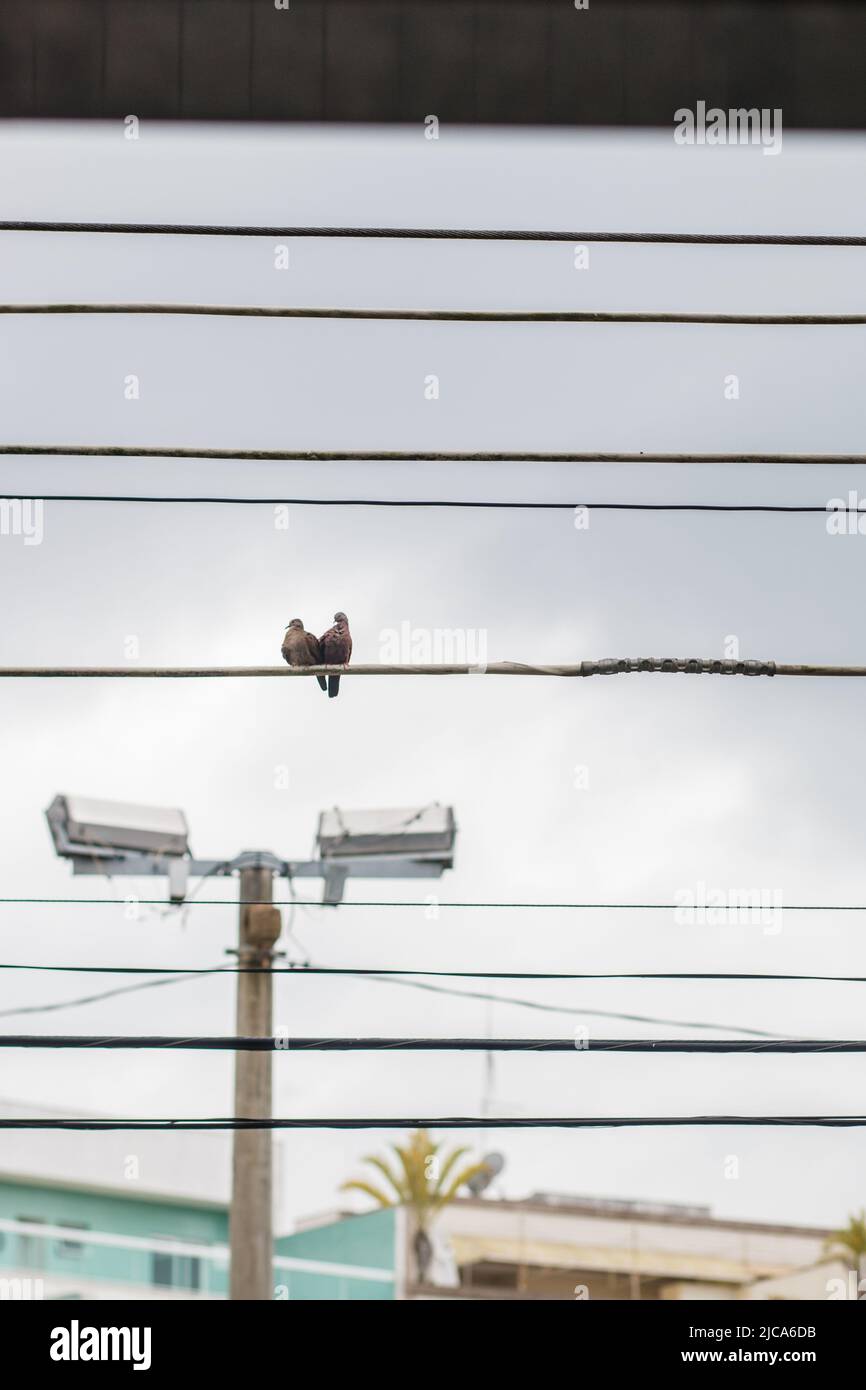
[[328, 674, 341, 699], [317, 675, 327, 692]]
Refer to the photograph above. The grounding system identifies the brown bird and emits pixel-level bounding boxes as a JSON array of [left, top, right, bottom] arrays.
[[319, 611, 352, 698], [281, 618, 327, 691]]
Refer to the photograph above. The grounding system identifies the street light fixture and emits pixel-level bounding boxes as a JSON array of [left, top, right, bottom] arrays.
[[46, 793, 190, 858], [46, 795, 455, 905], [316, 803, 455, 904], [317, 803, 455, 860]]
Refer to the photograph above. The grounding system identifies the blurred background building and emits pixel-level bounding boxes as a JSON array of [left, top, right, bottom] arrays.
[[0, 1103, 846, 1301]]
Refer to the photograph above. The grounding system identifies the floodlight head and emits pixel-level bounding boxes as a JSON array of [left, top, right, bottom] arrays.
[[317, 804, 455, 864], [46, 794, 190, 860]]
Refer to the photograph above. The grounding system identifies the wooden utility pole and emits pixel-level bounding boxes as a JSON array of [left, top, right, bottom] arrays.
[[229, 862, 282, 1300]]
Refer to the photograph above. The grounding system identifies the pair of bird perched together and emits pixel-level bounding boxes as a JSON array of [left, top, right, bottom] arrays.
[[281, 612, 353, 698]]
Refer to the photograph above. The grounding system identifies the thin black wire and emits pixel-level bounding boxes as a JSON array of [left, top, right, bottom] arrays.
[[0, 963, 790, 1037], [1, 222, 865, 245], [0, 1115, 863, 1130], [0, 897, 861, 908], [1, 1035, 862, 1053], [357, 972, 786, 1039], [3, 494, 863, 515], [2, 962, 865, 983], [0, 969, 231, 1019]]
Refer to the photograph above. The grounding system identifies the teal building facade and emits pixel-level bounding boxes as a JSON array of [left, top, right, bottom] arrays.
[[0, 1178, 397, 1300]]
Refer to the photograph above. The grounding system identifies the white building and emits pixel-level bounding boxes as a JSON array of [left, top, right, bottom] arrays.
[[408, 1193, 847, 1301]]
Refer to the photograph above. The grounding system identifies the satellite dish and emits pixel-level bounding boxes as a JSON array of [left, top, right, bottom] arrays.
[[466, 1151, 506, 1196]]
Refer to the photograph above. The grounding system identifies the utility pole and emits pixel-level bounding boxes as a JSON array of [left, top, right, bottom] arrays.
[[229, 860, 282, 1301]]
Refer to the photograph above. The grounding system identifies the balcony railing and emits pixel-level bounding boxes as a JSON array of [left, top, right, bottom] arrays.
[[0, 1217, 395, 1299]]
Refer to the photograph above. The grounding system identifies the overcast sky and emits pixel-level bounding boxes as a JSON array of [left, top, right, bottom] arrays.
[[1, 120, 866, 1233]]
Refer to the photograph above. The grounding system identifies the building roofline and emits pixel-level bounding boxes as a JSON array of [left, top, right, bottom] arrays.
[[448, 1195, 834, 1239], [0, 1168, 226, 1213]]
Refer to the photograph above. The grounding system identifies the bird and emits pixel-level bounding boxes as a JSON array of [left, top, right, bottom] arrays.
[[319, 611, 352, 698], [281, 619, 327, 691]]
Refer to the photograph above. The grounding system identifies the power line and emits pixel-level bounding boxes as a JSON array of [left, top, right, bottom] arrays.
[[355, 972, 785, 1039], [0, 947, 843, 1040], [0, 961, 793, 1037], [0, 1115, 863, 1130], [4, 659, 866, 678], [1, 1035, 862, 1053], [0, 898, 861, 909], [4, 303, 865, 326], [3, 494, 862, 515], [3, 962, 865, 983], [0, 658, 851, 677], [0, 970, 230, 1019], [2, 446, 866, 465], [1, 222, 865, 246]]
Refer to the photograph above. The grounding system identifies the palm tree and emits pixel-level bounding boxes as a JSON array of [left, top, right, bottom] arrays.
[[825, 1211, 866, 1271], [341, 1128, 489, 1284]]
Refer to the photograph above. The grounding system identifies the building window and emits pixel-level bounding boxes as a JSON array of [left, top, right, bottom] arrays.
[[56, 1223, 89, 1258], [151, 1247, 202, 1291], [16, 1217, 46, 1270]]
